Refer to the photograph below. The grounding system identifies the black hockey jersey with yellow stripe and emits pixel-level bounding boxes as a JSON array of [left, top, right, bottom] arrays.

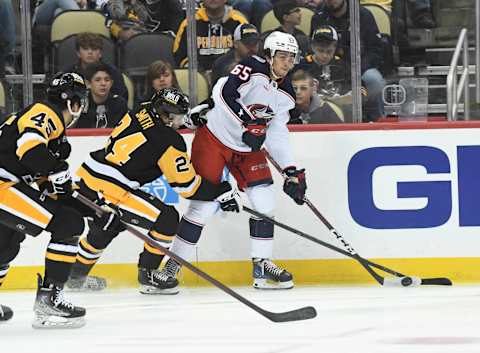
[[173, 6, 247, 70], [81, 108, 225, 200], [0, 101, 67, 182]]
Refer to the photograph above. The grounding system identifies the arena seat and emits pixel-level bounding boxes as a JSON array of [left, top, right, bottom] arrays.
[[52, 34, 115, 72], [50, 10, 109, 42], [119, 33, 175, 75], [122, 73, 135, 110], [174, 69, 210, 103]]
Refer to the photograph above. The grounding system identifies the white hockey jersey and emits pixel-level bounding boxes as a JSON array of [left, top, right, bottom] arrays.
[[206, 55, 297, 169]]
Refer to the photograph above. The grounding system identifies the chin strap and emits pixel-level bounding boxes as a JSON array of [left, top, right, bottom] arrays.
[[66, 100, 84, 128]]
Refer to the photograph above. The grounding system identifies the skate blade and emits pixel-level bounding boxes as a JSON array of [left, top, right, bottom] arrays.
[[253, 279, 294, 290], [139, 285, 179, 295], [65, 284, 106, 292], [32, 314, 85, 329]]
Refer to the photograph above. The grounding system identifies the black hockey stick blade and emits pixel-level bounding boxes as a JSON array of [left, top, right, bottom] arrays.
[[72, 191, 317, 323], [260, 306, 317, 323], [421, 277, 453, 286]]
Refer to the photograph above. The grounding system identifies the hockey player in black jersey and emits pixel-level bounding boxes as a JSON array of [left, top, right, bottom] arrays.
[[0, 72, 117, 328], [67, 87, 241, 294]]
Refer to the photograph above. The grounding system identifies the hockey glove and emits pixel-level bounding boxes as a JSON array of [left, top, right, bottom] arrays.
[[50, 136, 72, 160], [216, 182, 241, 213], [94, 210, 126, 233], [282, 166, 307, 205], [47, 161, 73, 195], [241, 121, 267, 152], [183, 98, 213, 129]]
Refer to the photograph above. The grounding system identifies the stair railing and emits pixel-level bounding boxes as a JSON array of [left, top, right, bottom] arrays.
[[447, 28, 470, 120]]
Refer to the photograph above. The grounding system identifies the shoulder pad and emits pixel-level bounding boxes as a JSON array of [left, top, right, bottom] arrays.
[[155, 125, 187, 153], [238, 56, 269, 76], [251, 55, 266, 64]]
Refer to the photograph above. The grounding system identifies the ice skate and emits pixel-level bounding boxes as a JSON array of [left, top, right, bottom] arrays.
[[32, 274, 86, 329], [138, 267, 179, 295], [66, 275, 106, 291], [252, 258, 294, 290], [0, 304, 13, 322]]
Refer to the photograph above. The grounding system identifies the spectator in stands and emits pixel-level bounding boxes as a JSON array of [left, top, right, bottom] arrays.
[[173, 0, 248, 72], [294, 25, 348, 95], [297, 0, 324, 10], [106, 0, 184, 41], [33, 0, 86, 26], [0, 0, 16, 76], [311, 0, 386, 121], [408, 0, 435, 28], [211, 23, 260, 87], [73, 62, 128, 128], [290, 69, 344, 124], [263, 0, 309, 57], [63, 32, 128, 100], [232, 0, 273, 28], [140, 60, 181, 104]]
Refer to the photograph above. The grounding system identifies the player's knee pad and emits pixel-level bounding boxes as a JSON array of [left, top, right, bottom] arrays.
[[0, 232, 25, 264], [183, 200, 218, 226], [249, 217, 274, 240], [151, 205, 179, 236], [245, 184, 276, 215], [47, 205, 87, 243]]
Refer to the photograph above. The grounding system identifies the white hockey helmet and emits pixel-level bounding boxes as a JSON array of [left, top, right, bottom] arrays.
[[263, 31, 300, 63]]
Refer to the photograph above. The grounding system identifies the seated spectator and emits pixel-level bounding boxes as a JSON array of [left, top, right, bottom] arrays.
[[106, 0, 184, 41], [211, 23, 260, 87], [73, 62, 128, 128], [33, 0, 85, 26], [310, 0, 386, 122], [139, 60, 181, 105], [232, 0, 273, 28], [407, 0, 435, 28], [290, 69, 344, 124], [173, 0, 248, 72], [263, 0, 310, 57], [295, 25, 347, 95], [0, 0, 16, 76], [63, 32, 128, 100]]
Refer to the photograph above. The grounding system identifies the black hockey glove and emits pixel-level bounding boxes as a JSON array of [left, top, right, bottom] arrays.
[[94, 210, 126, 233], [216, 182, 241, 213], [282, 166, 307, 205], [50, 136, 72, 160], [47, 161, 73, 195], [241, 120, 268, 152]]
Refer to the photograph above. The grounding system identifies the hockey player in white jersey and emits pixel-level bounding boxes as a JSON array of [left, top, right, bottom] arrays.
[[164, 31, 307, 289]]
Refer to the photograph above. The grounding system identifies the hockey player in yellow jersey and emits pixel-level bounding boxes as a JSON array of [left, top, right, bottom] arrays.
[[68, 87, 240, 294], [0, 72, 115, 328]]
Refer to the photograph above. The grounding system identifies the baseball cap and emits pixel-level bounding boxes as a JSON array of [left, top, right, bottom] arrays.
[[233, 24, 260, 44], [312, 25, 339, 43]]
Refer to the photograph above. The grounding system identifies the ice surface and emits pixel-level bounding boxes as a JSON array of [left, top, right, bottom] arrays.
[[2, 285, 480, 353]]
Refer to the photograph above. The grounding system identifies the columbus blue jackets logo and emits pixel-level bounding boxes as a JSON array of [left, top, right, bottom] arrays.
[[141, 176, 179, 205], [247, 104, 275, 121]]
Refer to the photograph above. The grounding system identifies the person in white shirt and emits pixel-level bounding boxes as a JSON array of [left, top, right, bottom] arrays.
[[162, 31, 308, 290]]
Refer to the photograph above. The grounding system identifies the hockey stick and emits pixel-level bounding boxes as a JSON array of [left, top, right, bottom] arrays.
[[243, 206, 451, 286], [72, 191, 317, 323], [263, 151, 452, 287]]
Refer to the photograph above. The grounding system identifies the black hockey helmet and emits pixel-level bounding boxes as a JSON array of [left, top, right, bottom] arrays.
[[149, 88, 190, 128], [47, 72, 88, 120]]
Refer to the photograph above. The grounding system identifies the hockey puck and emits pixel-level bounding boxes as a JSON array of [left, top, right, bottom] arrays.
[[401, 277, 413, 287]]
